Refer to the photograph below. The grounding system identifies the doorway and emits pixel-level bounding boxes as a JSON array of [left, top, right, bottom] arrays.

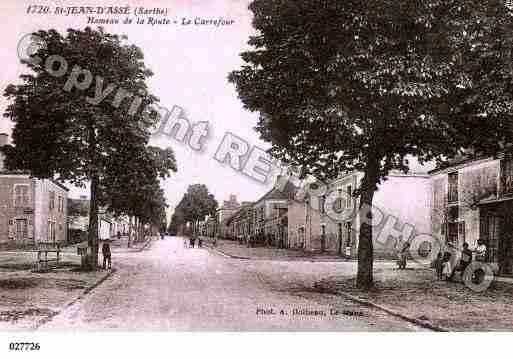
[[15, 219, 28, 242]]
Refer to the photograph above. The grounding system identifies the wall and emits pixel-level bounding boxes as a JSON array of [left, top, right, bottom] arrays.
[[431, 159, 500, 251], [291, 172, 431, 258], [34, 179, 68, 244], [0, 175, 35, 246]]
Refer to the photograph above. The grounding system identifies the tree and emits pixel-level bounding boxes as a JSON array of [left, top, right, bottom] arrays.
[[3, 27, 159, 268], [173, 184, 218, 235], [101, 144, 176, 246], [229, 0, 513, 288]]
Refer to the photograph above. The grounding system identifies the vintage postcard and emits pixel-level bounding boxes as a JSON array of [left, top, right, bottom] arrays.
[[1, 0, 513, 356]]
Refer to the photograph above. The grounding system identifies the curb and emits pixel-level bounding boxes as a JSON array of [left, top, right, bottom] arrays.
[[203, 243, 354, 263], [34, 268, 116, 330], [123, 237, 153, 253], [327, 289, 449, 332], [204, 244, 250, 259], [137, 237, 153, 252]]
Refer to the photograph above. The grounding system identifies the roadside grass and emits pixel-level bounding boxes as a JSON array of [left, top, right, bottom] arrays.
[[316, 267, 513, 331]]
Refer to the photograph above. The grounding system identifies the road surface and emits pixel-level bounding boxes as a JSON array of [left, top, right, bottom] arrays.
[[42, 236, 426, 331]]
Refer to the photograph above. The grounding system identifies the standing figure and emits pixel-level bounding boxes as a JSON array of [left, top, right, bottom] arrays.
[[397, 241, 410, 269], [102, 241, 112, 270], [434, 251, 444, 280], [442, 251, 453, 280]]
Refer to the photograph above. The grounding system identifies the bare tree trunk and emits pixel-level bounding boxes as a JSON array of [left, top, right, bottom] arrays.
[[128, 216, 133, 248], [135, 217, 140, 242], [356, 157, 379, 289], [88, 174, 99, 270], [87, 122, 99, 271]]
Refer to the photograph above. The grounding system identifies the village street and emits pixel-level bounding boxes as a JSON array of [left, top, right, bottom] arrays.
[[41, 236, 425, 331]]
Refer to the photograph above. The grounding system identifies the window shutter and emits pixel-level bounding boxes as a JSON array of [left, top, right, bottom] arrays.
[[28, 219, 34, 239], [458, 221, 466, 241], [8, 220, 14, 238]]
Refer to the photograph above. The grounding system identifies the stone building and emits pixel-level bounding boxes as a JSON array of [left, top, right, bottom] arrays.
[[431, 156, 513, 275], [0, 133, 68, 247], [288, 171, 431, 258]]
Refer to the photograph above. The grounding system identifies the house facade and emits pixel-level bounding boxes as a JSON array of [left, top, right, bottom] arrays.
[[68, 196, 129, 240], [0, 134, 69, 247], [288, 171, 431, 257], [224, 177, 297, 246], [431, 156, 513, 275]]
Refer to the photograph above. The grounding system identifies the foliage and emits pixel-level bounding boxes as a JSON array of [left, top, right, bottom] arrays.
[[229, 0, 513, 287], [3, 27, 175, 267]]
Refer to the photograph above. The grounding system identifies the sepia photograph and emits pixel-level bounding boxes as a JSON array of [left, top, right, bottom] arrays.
[[1, 0, 513, 357]]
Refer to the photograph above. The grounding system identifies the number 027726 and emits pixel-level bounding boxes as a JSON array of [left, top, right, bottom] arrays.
[[9, 342, 40, 351]]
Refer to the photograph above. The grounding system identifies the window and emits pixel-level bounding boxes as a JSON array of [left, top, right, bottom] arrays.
[[501, 159, 513, 195], [346, 222, 353, 247], [347, 185, 352, 198], [14, 185, 30, 207], [338, 223, 343, 250], [319, 195, 326, 214], [448, 172, 458, 203], [448, 222, 458, 244], [47, 221, 56, 242], [49, 191, 55, 210], [448, 206, 459, 222], [15, 219, 28, 240]]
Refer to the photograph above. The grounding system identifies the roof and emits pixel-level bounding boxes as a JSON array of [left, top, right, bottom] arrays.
[[0, 171, 69, 191], [429, 155, 498, 175], [253, 180, 298, 205], [225, 203, 253, 226]]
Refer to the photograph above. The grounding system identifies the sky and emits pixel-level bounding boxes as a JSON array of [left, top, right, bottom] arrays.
[[0, 0, 432, 223], [0, 0, 279, 222]]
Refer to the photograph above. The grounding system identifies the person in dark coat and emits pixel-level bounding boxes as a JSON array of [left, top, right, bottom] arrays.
[[102, 241, 112, 270], [434, 251, 444, 280]]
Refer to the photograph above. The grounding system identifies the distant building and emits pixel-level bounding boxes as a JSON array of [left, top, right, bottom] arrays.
[[0, 133, 68, 247], [68, 196, 129, 240], [224, 176, 297, 246], [216, 194, 241, 238]]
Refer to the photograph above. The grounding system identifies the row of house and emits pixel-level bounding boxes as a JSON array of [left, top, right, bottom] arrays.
[[67, 196, 130, 240], [206, 155, 513, 277], [0, 133, 128, 248]]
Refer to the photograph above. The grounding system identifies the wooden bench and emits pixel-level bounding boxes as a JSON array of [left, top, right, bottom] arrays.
[[35, 241, 61, 271]]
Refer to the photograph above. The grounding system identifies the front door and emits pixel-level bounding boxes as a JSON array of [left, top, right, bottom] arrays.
[[15, 219, 28, 242], [500, 214, 513, 275]]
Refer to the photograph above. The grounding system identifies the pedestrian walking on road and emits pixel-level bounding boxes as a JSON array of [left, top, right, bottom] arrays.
[[102, 241, 112, 270], [183, 237, 189, 248], [198, 237, 203, 248], [190, 236, 195, 248]]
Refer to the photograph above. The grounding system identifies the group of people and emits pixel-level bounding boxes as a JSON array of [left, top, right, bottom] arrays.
[[435, 239, 487, 282], [396, 238, 488, 283], [184, 235, 203, 249]]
